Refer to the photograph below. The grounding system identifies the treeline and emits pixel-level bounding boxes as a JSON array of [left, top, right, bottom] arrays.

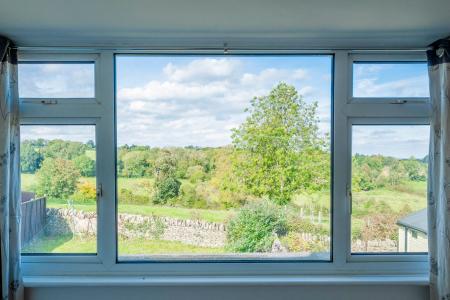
[[21, 138, 96, 176], [352, 154, 427, 192]]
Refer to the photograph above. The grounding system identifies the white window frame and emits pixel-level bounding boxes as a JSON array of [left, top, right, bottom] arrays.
[[18, 49, 430, 279]]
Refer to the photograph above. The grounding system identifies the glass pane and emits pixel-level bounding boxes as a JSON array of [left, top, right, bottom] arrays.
[[116, 55, 332, 260], [351, 125, 429, 253], [20, 125, 97, 254], [19, 63, 95, 98], [352, 63, 429, 98]]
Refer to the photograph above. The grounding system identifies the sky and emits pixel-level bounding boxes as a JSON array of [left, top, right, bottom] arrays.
[[18, 57, 429, 158]]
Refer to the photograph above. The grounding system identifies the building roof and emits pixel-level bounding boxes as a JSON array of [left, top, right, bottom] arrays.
[[397, 208, 428, 234]]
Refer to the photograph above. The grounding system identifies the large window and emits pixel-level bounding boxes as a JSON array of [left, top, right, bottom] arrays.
[[116, 55, 332, 260], [17, 51, 431, 277]]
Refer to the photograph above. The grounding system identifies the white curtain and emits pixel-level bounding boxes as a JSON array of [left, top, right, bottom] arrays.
[[427, 39, 450, 300], [0, 37, 22, 300]]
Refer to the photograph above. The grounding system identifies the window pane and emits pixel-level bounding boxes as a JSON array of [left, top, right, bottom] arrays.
[[352, 63, 429, 98], [20, 125, 97, 254], [351, 125, 429, 253], [19, 63, 95, 98], [116, 55, 332, 260]]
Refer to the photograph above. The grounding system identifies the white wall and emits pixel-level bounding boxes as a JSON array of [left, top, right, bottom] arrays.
[[25, 284, 429, 300]]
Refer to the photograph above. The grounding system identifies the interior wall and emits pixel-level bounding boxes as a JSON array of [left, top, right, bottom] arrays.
[[25, 284, 429, 300]]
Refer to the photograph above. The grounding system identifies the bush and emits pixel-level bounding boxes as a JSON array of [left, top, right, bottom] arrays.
[[35, 158, 80, 199], [71, 181, 97, 203], [186, 165, 206, 183], [119, 188, 150, 205], [226, 201, 287, 252], [281, 232, 328, 252], [179, 183, 207, 208], [73, 155, 95, 177], [152, 176, 181, 205]]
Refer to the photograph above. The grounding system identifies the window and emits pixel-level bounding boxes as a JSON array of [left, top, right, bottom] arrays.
[[17, 51, 431, 277], [20, 125, 97, 254], [351, 125, 429, 253], [116, 55, 332, 260], [352, 62, 429, 98], [19, 63, 95, 98]]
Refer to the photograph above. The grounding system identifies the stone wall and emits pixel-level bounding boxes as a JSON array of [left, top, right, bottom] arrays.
[[46, 208, 226, 248]]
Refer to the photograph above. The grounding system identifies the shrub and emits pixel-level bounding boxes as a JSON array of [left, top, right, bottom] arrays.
[[179, 182, 207, 208], [35, 158, 80, 199], [186, 165, 206, 183], [73, 155, 95, 177], [281, 232, 328, 252], [226, 201, 287, 252], [71, 181, 97, 203], [119, 188, 150, 205], [152, 176, 181, 205]]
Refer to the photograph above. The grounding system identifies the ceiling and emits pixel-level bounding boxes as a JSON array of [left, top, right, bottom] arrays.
[[0, 0, 449, 49]]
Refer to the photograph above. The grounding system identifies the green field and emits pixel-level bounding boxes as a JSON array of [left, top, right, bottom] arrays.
[[22, 234, 223, 254]]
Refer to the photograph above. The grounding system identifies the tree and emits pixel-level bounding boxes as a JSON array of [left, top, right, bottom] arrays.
[[20, 140, 44, 173], [121, 151, 152, 177], [73, 155, 96, 177], [152, 151, 180, 204], [231, 83, 328, 205], [35, 158, 80, 199], [42, 139, 86, 160]]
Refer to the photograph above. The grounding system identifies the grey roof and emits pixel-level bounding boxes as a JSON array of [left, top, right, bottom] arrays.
[[397, 208, 428, 234]]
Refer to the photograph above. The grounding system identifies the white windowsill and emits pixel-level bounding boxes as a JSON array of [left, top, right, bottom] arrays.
[[23, 274, 429, 288]]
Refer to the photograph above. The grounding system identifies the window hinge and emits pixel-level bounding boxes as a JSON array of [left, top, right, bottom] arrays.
[[97, 184, 103, 199]]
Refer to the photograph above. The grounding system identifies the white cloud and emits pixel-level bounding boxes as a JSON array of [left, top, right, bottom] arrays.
[[163, 58, 241, 82], [354, 75, 429, 97], [19, 64, 95, 98]]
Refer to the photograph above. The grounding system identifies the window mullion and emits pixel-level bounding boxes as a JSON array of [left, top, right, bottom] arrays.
[[96, 51, 116, 269], [332, 50, 351, 266]]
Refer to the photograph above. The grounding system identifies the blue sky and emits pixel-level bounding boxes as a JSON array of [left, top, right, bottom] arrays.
[[19, 56, 429, 158]]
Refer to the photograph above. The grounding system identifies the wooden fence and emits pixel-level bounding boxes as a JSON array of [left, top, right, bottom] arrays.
[[21, 196, 46, 245]]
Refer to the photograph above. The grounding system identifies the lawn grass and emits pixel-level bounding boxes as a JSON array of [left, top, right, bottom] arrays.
[[22, 234, 223, 255]]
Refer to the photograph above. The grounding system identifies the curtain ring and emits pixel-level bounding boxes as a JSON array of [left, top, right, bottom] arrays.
[[436, 47, 445, 58]]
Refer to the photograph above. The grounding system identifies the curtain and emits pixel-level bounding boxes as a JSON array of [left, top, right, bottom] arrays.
[[427, 38, 450, 300], [0, 37, 22, 300]]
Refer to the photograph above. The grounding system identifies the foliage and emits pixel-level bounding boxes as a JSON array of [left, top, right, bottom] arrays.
[[186, 165, 206, 183], [42, 139, 87, 160], [73, 155, 95, 177], [153, 151, 181, 204], [35, 158, 80, 199], [121, 150, 152, 177], [352, 154, 427, 191], [153, 177, 181, 205], [231, 83, 329, 205], [281, 232, 329, 252], [71, 181, 97, 203], [226, 201, 287, 252], [179, 182, 207, 208], [118, 188, 151, 205], [20, 139, 45, 173]]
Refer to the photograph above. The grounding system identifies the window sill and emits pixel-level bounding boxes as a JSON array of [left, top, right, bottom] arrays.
[[23, 274, 429, 288]]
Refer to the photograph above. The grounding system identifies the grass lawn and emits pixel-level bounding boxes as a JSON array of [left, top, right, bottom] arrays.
[[22, 234, 224, 255]]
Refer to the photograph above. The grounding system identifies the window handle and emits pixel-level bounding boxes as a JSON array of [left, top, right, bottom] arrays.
[[97, 183, 103, 199], [347, 184, 352, 215]]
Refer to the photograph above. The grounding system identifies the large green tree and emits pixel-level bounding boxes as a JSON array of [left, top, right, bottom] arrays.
[[35, 158, 80, 199], [231, 83, 329, 205]]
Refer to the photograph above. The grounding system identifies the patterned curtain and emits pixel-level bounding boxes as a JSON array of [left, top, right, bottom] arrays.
[[0, 37, 22, 300], [427, 38, 450, 300]]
